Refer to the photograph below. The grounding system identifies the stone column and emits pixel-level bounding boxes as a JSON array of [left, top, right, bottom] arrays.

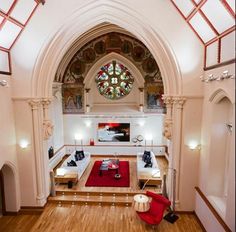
[[138, 88, 144, 112], [171, 96, 186, 206], [85, 88, 90, 113], [28, 100, 46, 205]]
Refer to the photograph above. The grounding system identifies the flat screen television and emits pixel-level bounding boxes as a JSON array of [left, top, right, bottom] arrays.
[[98, 123, 130, 142]]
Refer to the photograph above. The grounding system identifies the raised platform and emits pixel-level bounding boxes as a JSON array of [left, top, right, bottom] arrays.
[[49, 156, 167, 207]]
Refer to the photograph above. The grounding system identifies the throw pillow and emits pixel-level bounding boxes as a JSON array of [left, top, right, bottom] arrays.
[[144, 154, 151, 163], [67, 160, 77, 166], [76, 150, 85, 160], [142, 150, 150, 161], [144, 162, 153, 168], [74, 153, 79, 161]]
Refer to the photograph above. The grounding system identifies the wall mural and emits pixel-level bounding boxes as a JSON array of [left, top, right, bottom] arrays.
[[56, 32, 165, 114], [62, 84, 84, 114]]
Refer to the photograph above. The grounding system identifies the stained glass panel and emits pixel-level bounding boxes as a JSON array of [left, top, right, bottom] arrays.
[[96, 61, 134, 100]]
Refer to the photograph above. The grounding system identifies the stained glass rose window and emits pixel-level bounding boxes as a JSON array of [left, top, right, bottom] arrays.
[[95, 61, 134, 100]]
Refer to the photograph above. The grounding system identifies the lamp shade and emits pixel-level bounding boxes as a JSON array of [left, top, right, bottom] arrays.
[[133, 194, 150, 212]]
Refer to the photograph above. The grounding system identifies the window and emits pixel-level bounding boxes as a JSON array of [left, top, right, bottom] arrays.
[[96, 61, 134, 100]]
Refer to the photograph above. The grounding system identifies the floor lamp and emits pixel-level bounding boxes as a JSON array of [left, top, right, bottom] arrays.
[[164, 168, 179, 223]]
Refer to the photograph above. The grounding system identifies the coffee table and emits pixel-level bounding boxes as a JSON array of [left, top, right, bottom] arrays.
[[99, 159, 119, 176]]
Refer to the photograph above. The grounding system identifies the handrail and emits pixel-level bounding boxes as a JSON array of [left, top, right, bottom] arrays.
[[195, 187, 232, 232]]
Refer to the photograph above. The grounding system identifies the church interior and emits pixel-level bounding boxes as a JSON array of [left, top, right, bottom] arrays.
[[0, 1, 235, 231]]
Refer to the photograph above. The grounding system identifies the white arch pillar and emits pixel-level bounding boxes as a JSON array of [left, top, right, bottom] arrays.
[[28, 100, 46, 206]]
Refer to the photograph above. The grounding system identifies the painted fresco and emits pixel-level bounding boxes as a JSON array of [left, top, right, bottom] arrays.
[[62, 84, 84, 114]]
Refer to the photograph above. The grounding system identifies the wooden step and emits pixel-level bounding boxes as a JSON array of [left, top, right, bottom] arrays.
[[55, 189, 162, 196], [48, 195, 133, 207]]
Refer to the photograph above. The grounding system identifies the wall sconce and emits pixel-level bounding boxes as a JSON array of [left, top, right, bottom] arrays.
[[19, 140, 29, 149], [188, 141, 201, 150], [84, 120, 92, 127], [138, 120, 145, 127], [74, 133, 82, 141], [0, 80, 9, 87], [200, 70, 235, 83]]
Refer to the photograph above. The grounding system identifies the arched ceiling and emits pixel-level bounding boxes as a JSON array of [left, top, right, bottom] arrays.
[[171, 0, 235, 44], [171, 0, 235, 69]]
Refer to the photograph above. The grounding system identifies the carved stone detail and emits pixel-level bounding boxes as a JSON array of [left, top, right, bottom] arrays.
[[173, 97, 186, 109], [28, 99, 41, 110], [162, 95, 173, 106], [163, 119, 172, 140], [43, 120, 54, 140], [41, 98, 51, 109]]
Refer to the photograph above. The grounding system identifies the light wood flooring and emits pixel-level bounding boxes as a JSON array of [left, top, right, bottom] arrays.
[[0, 203, 204, 232]]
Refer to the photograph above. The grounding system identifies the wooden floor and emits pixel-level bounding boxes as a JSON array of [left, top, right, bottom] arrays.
[[0, 203, 204, 232], [0, 156, 204, 232]]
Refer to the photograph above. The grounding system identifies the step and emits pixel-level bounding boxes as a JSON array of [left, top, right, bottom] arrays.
[[55, 190, 146, 197], [55, 189, 162, 197], [48, 195, 133, 207]]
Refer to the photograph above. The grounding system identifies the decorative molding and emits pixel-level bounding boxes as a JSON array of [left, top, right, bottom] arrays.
[[172, 97, 186, 109], [41, 98, 51, 108], [43, 120, 54, 140], [28, 99, 41, 110], [162, 96, 173, 106], [163, 120, 172, 140]]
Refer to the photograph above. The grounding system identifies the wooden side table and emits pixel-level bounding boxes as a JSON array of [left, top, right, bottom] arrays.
[[54, 173, 78, 188]]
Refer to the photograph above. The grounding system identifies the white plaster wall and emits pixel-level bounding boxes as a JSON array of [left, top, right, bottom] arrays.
[[179, 98, 202, 210], [10, 0, 203, 98], [13, 100, 38, 206], [63, 115, 165, 146], [0, 75, 20, 212], [198, 63, 235, 231]]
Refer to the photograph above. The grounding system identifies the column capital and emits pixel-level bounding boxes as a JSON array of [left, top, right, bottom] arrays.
[[138, 87, 144, 92], [41, 98, 51, 108], [85, 88, 91, 93], [162, 95, 173, 105], [173, 97, 186, 109], [28, 99, 41, 110]]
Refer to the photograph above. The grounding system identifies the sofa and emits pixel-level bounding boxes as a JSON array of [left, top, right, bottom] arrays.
[[137, 151, 161, 188], [58, 151, 91, 178]]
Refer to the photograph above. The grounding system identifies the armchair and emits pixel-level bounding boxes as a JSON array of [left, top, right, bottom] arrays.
[[136, 191, 171, 225]]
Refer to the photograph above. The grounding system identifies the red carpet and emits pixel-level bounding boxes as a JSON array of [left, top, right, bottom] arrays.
[[85, 161, 130, 187]]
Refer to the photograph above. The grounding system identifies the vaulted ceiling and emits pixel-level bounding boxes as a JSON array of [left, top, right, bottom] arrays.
[[0, 0, 44, 74], [0, 0, 235, 74]]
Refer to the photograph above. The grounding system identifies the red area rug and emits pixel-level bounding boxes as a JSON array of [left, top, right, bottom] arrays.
[[85, 161, 130, 187]]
